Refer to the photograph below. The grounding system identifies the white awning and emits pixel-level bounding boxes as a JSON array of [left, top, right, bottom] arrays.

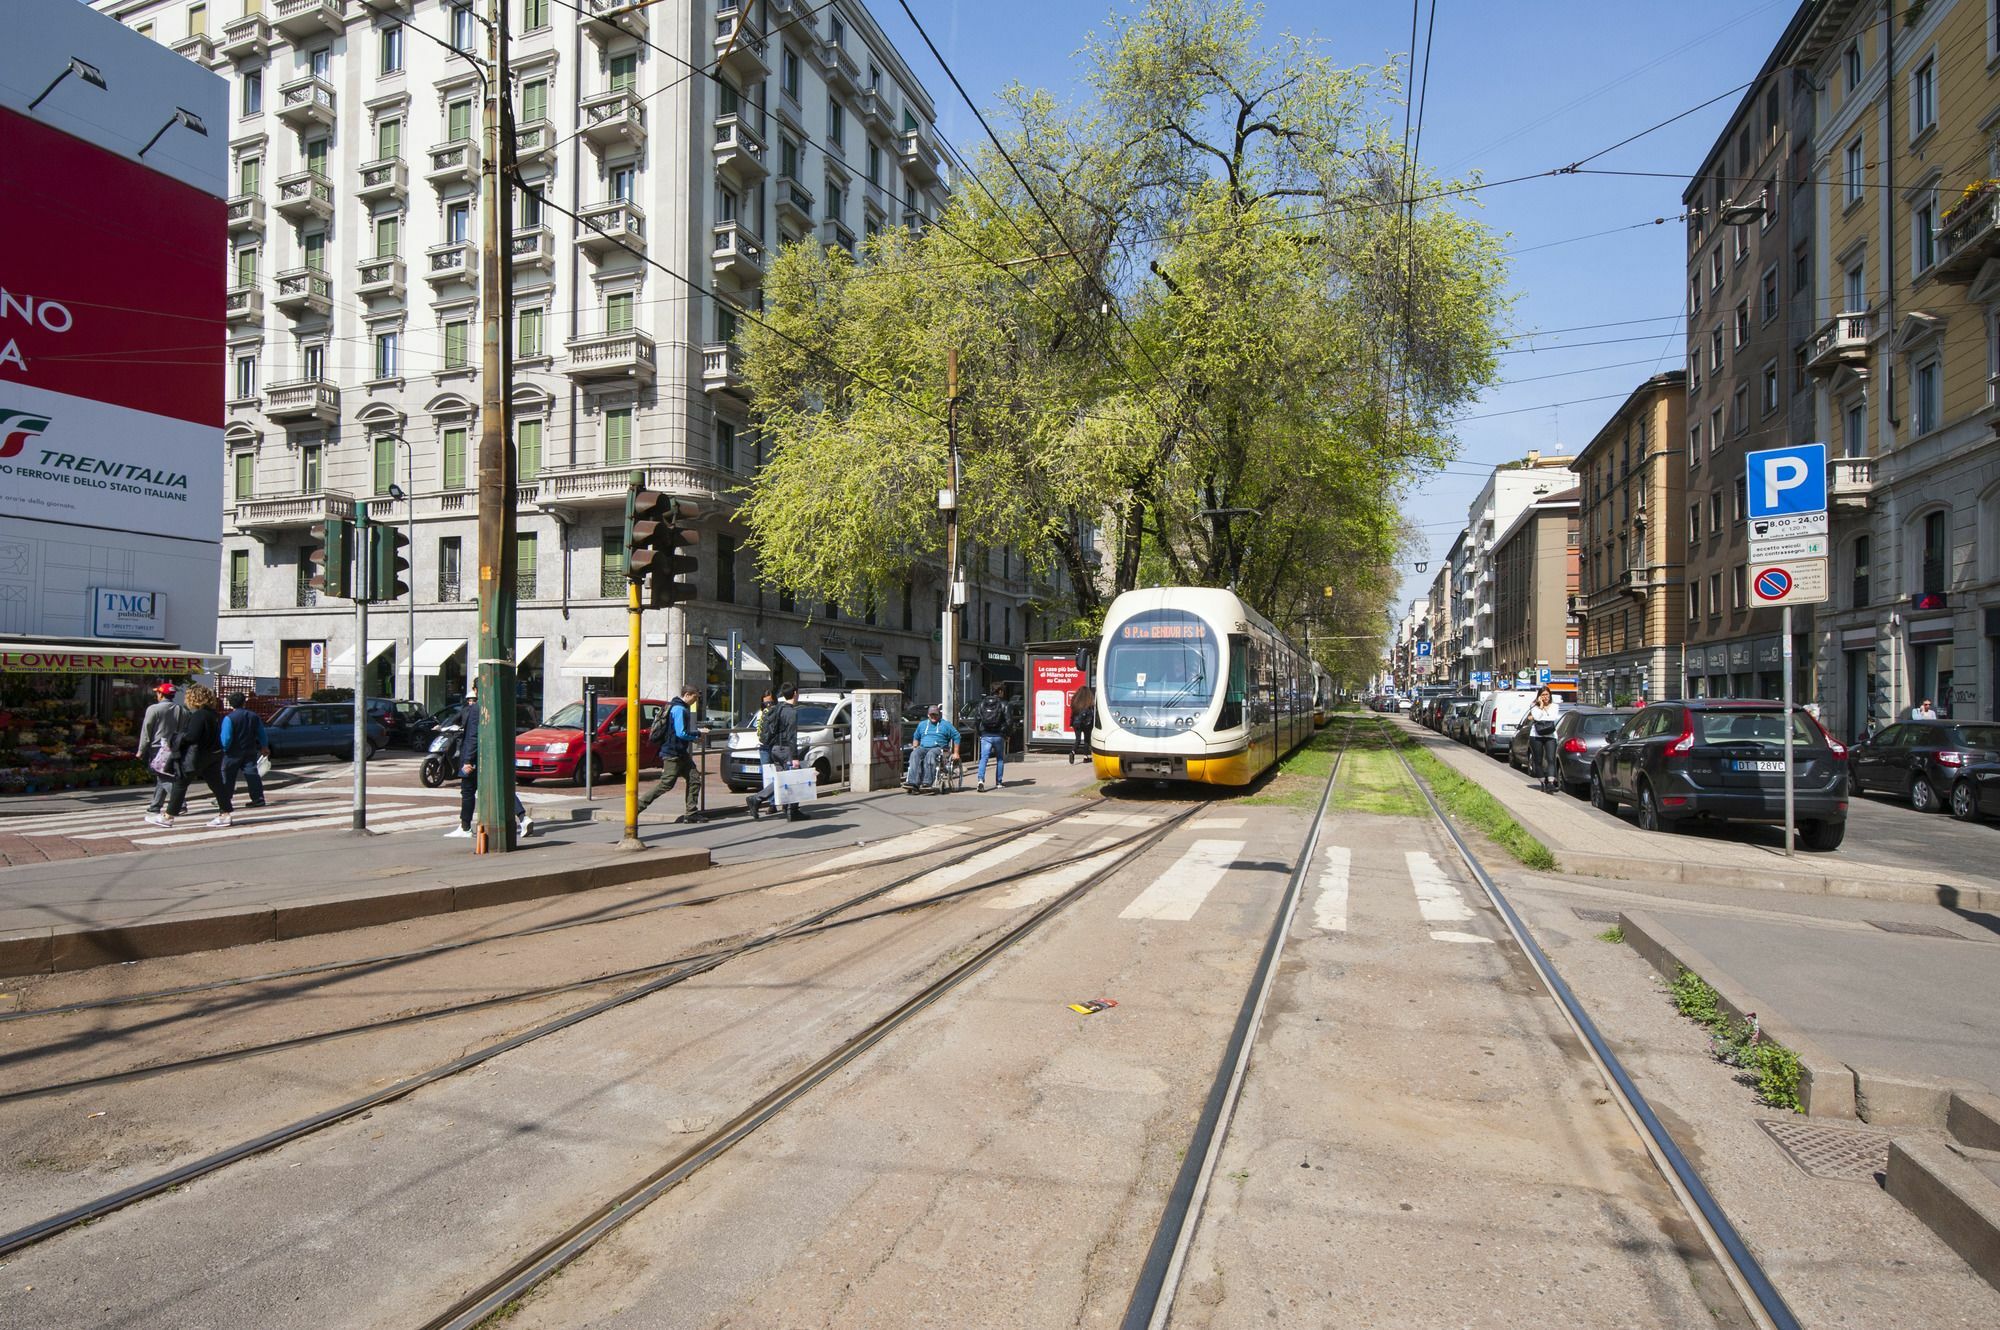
[[324, 639, 397, 677], [414, 638, 469, 677], [822, 650, 861, 682], [560, 636, 629, 677], [862, 653, 896, 683], [709, 639, 772, 675], [515, 636, 543, 666], [773, 644, 825, 681]]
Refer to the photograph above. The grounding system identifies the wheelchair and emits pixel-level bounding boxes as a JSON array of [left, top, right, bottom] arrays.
[[906, 744, 965, 795]]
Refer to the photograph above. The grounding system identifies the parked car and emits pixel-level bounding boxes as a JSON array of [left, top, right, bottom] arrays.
[[364, 698, 430, 750], [1528, 706, 1632, 794], [1590, 701, 1849, 850], [1473, 690, 1535, 757], [1507, 702, 1567, 770], [722, 691, 854, 792], [410, 701, 541, 753], [1848, 719, 2000, 820], [264, 702, 389, 763], [1443, 699, 1479, 743], [514, 698, 665, 784]]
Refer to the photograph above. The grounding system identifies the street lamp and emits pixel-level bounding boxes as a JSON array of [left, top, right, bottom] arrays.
[[27, 57, 106, 111]]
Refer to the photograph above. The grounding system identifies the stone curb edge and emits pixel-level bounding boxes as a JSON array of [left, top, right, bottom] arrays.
[[0, 848, 709, 978], [1572, 851, 2000, 913]]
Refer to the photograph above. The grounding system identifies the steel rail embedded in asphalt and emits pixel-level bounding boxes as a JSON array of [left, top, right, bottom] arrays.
[[1386, 726, 1803, 1330], [1121, 722, 1351, 1330], [416, 802, 1210, 1330], [0, 798, 1125, 1259]]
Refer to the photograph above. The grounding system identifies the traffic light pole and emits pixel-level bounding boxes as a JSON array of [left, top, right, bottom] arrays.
[[352, 506, 370, 833], [622, 575, 642, 848], [940, 348, 962, 724]]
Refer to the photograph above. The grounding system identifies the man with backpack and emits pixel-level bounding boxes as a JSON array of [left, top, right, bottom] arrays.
[[639, 685, 704, 823], [749, 684, 801, 821], [974, 683, 1011, 791], [219, 693, 270, 808]]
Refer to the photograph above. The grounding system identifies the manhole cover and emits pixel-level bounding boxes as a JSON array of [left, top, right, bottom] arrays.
[[1867, 919, 1964, 940], [1571, 907, 1621, 924], [1757, 1118, 1891, 1181]]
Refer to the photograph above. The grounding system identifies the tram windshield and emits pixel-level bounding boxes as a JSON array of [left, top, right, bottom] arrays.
[[1103, 609, 1219, 722]]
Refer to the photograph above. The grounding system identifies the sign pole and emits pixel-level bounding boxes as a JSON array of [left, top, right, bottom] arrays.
[[622, 575, 641, 849], [583, 682, 596, 798], [352, 506, 370, 833], [1782, 604, 1794, 858]]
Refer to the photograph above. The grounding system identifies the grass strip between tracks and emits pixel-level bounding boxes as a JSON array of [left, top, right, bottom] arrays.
[[1388, 727, 1558, 871]]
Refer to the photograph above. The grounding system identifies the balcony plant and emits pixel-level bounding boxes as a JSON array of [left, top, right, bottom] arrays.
[[1941, 178, 2000, 228]]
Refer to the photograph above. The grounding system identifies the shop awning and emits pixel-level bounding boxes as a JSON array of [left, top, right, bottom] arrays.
[[773, 644, 825, 681], [709, 639, 772, 675], [560, 636, 628, 677], [822, 650, 861, 683], [515, 637, 543, 666], [862, 653, 897, 683], [414, 638, 469, 678], [324, 639, 397, 677], [0, 643, 228, 675]]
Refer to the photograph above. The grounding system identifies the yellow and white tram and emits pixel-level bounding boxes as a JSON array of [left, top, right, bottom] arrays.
[[1091, 587, 1318, 787]]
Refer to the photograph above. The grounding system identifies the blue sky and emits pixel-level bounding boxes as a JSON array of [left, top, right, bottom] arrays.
[[867, 0, 1803, 623]]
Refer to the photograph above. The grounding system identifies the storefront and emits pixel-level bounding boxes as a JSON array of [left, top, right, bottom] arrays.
[[701, 638, 772, 726], [1907, 615, 1957, 717], [0, 642, 227, 794]]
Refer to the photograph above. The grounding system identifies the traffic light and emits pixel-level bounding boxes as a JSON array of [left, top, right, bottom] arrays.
[[307, 517, 354, 599], [624, 487, 673, 583], [652, 505, 700, 608], [368, 524, 411, 602]]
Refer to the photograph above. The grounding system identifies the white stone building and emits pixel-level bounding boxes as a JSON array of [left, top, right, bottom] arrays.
[[1456, 451, 1576, 686]]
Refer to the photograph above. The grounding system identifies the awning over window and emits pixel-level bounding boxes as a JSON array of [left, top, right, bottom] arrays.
[[516, 637, 544, 666], [862, 653, 897, 683], [822, 650, 861, 682], [324, 639, 397, 677], [709, 639, 773, 675], [560, 636, 629, 677], [773, 644, 825, 681], [414, 638, 469, 678]]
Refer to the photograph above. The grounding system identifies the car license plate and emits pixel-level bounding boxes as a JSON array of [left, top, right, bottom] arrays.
[[514, 758, 531, 768], [1125, 759, 1171, 777], [1731, 759, 1785, 772]]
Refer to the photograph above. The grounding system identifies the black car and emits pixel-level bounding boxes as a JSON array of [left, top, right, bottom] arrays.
[[1589, 701, 1849, 850], [365, 698, 429, 749], [1548, 707, 1633, 794], [1848, 719, 2000, 820]]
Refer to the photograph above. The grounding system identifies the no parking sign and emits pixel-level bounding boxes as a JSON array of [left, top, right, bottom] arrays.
[[1750, 560, 1826, 607]]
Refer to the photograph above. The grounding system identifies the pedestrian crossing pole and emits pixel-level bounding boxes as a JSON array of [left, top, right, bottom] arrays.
[[352, 504, 370, 833]]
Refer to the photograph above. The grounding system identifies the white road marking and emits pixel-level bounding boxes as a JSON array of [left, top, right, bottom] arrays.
[[1195, 816, 1248, 830], [995, 808, 1046, 824], [884, 834, 1055, 904], [984, 837, 1124, 910], [1312, 845, 1351, 934], [63, 801, 358, 839], [1119, 839, 1244, 922], [774, 824, 967, 892], [128, 805, 458, 847], [1430, 930, 1494, 945], [1069, 811, 1162, 827], [1406, 850, 1492, 943]]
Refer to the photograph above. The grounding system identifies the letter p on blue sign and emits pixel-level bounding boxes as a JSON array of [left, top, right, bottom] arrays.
[[1745, 443, 1827, 519]]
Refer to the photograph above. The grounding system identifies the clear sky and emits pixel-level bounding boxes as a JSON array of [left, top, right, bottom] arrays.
[[865, 0, 1804, 634]]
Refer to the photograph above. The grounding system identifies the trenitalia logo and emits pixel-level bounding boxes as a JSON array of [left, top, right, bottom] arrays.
[[0, 409, 52, 459]]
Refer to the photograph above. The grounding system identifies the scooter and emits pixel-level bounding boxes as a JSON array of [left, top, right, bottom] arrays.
[[420, 724, 462, 788]]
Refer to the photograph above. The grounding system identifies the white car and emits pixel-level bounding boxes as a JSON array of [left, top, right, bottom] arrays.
[[1473, 690, 1535, 757]]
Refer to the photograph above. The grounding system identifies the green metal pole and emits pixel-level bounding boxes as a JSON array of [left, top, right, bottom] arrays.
[[474, 0, 517, 850]]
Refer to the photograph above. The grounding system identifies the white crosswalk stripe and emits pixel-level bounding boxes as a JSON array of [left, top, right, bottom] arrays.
[[884, 834, 1055, 904], [984, 837, 1124, 910], [995, 808, 1046, 824], [1195, 816, 1248, 830], [1312, 845, 1351, 934], [1069, 811, 1163, 828], [131, 809, 461, 847], [7, 793, 506, 848], [1120, 839, 1245, 922], [1406, 850, 1492, 944], [776, 824, 968, 891]]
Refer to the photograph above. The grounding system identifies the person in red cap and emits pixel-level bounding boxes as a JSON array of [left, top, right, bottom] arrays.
[[136, 682, 179, 816]]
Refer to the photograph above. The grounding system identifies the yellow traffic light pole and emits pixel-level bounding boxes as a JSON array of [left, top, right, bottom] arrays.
[[622, 575, 641, 848]]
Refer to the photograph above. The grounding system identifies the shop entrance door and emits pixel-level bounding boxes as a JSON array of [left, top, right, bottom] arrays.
[[282, 641, 318, 699]]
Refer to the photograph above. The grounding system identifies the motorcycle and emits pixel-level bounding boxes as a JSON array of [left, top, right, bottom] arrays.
[[420, 724, 462, 788]]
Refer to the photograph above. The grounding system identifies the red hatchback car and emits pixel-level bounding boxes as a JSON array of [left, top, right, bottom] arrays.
[[514, 697, 665, 784]]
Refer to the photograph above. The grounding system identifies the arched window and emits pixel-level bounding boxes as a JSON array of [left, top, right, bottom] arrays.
[[1921, 510, 1948, 596]]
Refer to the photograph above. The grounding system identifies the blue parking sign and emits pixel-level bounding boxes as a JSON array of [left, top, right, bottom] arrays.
[[1416, 641, 1432, 658], [1745, 443, 1827, 519], [1538, 666, 1551, 685]]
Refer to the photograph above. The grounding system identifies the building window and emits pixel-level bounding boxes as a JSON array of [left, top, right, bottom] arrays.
[[517, 306, 544, 358], [1851, 533, 1870, 608], [1844, 262, 1865, 313], [516, 417, 542, 481], [716, 419, 736, 471], [1922, 510, 1948, 595], [1708, 406, 1721, 456], [609, 164, 635, 202], [377, 116, 401, 160], [228, 549, 249, 610], [1688, 577, 1700, 620], [301, 444, 322, 494], [1688, 422, 1702, 468], [521, 0, 548, 29], [1761, 267, 1778, 321], [1689, 503, 1701, 544], [521, 76, 548, 124], [1733, 300, 1749, 348], [1709, 327, 1723, 371], [374, 330, 399, 380], [605, 406, 632, 463], [438, 536, 462, 601], [1690, 273, 1702, 315], [442, 425, 468, 490], [867, 140, 882, 186], [443, 320, 469, 370], [380, 24, 403, 75], [716, 532, 737, 603], [1914, 199, 1937, 274], [829, 99, 845, 150], [605, 291, 634, 333], [238, 155, 261, 197], [1912, 57, 1936, 135], [1732, 225, 1747, 263], [517, 532, 538, 599], [450, 3, 477, 53], [782, 46, 801, 100], [1915, 357, 1941, 435], [373, 435, 396, 494], [309, 46, 330, 77], [1846, 41, 1863, 93], [609, 52, 636, 93], [1844, 400, 1866, 458], [1760, 175, 1776, 231], [241, 70, 261, 116], [1731, 565, 1745, 610], [1762, 363, 1779, 413], [232, 451, 254, 502], [1709, 572, 1722, 617], [375, 213, 399, 258], [300, 341, 325, 380], [518, 185, 542, 228], [1794, 246, 1809, 294], [1710, 248, 1723, 289], [1845, 138, 1864, 204], [447, 98, 474, 144], [599, 526, 627, 596], [234, 354, 257, 400], [1733, 473, 1746, 523], [1709, 490, 1723, 532], [1732, 383, 1748, 434]]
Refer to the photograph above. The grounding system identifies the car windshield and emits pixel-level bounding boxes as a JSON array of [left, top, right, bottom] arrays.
[[796, 703, 836, 728], [1576, 713, 1624, 735], [1951, 724, 2000, 751], [544, 701, 620, 730], [1696, 710, 1820, 747], [1103, 609, 1218, 709]]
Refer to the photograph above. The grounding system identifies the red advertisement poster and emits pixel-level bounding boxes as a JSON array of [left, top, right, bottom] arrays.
[[1030, 656, 1086, 743]]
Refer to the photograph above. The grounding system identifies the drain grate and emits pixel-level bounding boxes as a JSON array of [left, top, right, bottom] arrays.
[[1571, 907, 1622, 924], [1867, 919, 1965, 940], [1757, 1118, 1892, 1181]]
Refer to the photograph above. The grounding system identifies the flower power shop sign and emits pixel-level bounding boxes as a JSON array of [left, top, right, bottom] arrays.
[[0, 645, 223, 676]]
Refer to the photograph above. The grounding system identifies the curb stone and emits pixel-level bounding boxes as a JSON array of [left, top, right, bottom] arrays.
[[1887, 1138, 2000, 1294]]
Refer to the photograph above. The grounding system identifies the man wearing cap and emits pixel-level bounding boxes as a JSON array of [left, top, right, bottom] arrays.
[[136, 682, 180, 815], [904, 703, 960, 791]]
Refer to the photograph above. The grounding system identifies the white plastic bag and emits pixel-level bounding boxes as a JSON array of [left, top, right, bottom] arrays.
[[255, 754, 272, 778], [773, 767, 817, 807]]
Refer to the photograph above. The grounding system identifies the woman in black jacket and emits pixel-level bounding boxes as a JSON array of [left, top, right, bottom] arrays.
[[155, 685, 234, 829]]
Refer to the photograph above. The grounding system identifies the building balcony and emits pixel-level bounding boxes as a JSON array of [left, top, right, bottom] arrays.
[[901, 124, 941, 184], [579, 89, 647, 151], [235, 489, 355, 542], [1936, 185, 2000, 284], [225, 284, 264, 327], [536, 461, 734, 516], [276, 76, 337, 132], [426, 138, 481, 190], [823, 219, 855, 254], [273, 170, 334, 223], [702, 341, 746, 396], [514, 119, 557, 170], [170, 34, 217, 67], [425, 240, 479, 287], [1830, 455, 1877, 511], [271, 0, 348, 41], [564, 329, 657, 385], [227, 194, 265, 234], [1805, 311, 1874, 377], [272, 267, 333, 318], [576, 200, 645, 256], [511, 224, 556, 272], [355, 156, 408, 203], [775, 175, 814, 230], [579, 0, 646, 41], [713, 113, 768, 186], [713, 7, 770, 79], [857, 86, 893, 136], [815, 37, 860, 93], [356, 256, 405, 300], [711, 219, 765, 282], [264, 378, 341, 425], [218, 13, 271, 61]]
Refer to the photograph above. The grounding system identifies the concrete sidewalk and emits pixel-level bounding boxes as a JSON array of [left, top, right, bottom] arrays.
[[1400, 719, 2000, 910]]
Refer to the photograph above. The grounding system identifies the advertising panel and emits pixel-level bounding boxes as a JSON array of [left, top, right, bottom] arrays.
[[1029, 654, 1086, 745]]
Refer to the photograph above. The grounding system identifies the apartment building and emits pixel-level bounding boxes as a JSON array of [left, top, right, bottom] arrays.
[[1680, 4, 1819, 703], [1490, 486, 1580, 688], [1456, 452, 1576, 685], [1423, 559, 1452, 685], [104, 0, 1047, 721], [1797, 0, 2000, 736], [1574, 372, 1689, 705]]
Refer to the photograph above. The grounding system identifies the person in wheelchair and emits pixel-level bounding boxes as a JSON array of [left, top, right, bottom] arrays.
[[904, 704, 962, 790]]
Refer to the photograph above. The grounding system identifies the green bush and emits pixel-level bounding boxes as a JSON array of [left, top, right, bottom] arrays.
[[1669, 968, 1802, 1112]]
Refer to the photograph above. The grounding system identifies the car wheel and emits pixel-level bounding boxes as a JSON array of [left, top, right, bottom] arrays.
[[568, 765, 587, 787], [1951, 780, 1979, 822], [814, 759, 833, 787], [337, 745, 355, 762], [1590, 770, 1619, 815], [1847, 765, 1864, 796], [1911, 775, 1943, 814], [1799, 819, 1846, 852], [1637, 781, 1670, 833]]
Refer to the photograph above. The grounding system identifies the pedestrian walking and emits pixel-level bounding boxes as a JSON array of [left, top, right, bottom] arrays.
[[974, 683, 1010, 791], [447, 683, 531, 840], [749, 684, 801, 821], [904, 704, 960, 789], [638, 685, 705, 823], [1068, 682, 1095, 765], [1526, 685, 1562, 794], [219, 693, 270, 808], [1913, 698, 1938, 720], [136, 681, 179, 815], [150, 685, 233, 829]]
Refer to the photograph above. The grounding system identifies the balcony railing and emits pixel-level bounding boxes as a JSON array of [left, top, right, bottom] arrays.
[[171, 34, 217, 66], [901, 124, 941, 182], [579, 0, 646, 39], [702, 341, 746, 395], [219, 13, 271, 60], [264, 377, 341, 422], [1937, 184, 2000, 283], [1830, 455, 1876, 509], [274, 170, 334, 222], [579, 89, 647, 149], [599, 566, 630, 597], [857, 86, 893, 135], [714, 113, 768, 184], [535, 460, 736, 511], [512, 225, 556, 270], [356, 157, 408, 201], [425, 240, 478, 285], [576, 200, 646, 256], [276, 75, 337, 130], [271, 0, 348, 41], [713, 7, 770, 78], [1805, 311, 1873, 376], [711, 219, 764, 281], [426, 138, 481, 188], [563, 329, 657, 384], [437, 578, 467, 603], [356, 256, 406, 299], [237, 488, 354, 539], [272, 267, 333, 318], [514, 119, 557, 166], [775, 175, 814, 229], [225, 285, 264, 324], [229, 582, 250, 610], [517, 572, 540, 600], [815, 36, 860, 91], [227, 195, 265, 232]]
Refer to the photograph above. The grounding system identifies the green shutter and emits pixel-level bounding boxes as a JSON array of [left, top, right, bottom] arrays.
[[240, 157, 260, 195], [306, 138, 328, 176], [522, 79, 547, 123], [605, 409, 631, 463], [235, 247, 257, 285], [443, 427, 467, 490], [516, 532, 538, 597], [448, 99, 472, 142], [444, 321, 467, 368], [606, 292, 633, 333], [378, 118, 400, 160], [373, 436, 395, 494], [518, 307, 542, 356], [233, 452, 253, 500], [610, 54, 636, 92], [516, 418, 541, 480], [376, 215, 398, 258]]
